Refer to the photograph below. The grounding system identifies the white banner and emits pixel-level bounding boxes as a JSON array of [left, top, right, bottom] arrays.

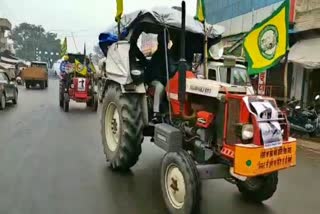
[[243, 97, 283, 149]]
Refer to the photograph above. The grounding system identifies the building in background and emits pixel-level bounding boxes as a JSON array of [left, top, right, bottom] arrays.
[[205, 0, 286, 56], [0, 18, 12, 52], [0, 18, 29, 79], [287, 0, 320, 105], [205, 0, 320, 105]]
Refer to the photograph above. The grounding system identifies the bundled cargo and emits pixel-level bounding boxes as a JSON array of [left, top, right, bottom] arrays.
[[20, 61, 48, 89]]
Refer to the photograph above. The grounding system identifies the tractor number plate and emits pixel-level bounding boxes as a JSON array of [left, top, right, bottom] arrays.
[[234, 141, 296, 177]]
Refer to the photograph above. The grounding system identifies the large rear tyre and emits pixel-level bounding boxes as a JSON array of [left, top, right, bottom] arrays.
[[237, 172, 278, 202], [63, 99, 69, 112], [26, 82, 30, 89], [161, 151, 201, 214], [92, 95, 98, 112], [101, 84, 144, 171], [59, 81, 64, 108], [86, 99, 93, 107]]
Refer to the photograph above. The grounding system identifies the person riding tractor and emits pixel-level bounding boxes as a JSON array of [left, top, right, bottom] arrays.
[[98, 3, 297, 214], [145, 31, 178, 122], [59, 53, 98, 112]]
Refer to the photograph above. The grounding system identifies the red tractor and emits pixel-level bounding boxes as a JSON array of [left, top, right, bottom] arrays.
[[59, 54, 98, 112], [98, 2, 296, 214]]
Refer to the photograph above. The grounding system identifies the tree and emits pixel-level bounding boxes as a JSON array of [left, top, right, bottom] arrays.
[[11, 23, 61, 64]]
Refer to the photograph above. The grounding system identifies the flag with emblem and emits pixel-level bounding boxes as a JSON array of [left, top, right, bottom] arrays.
[[195, 0, 206, 23], [115, 0, 123, 22], [243, 0, 289, 75], [75, 59, 88, 76], [60, 37, 67, 57]]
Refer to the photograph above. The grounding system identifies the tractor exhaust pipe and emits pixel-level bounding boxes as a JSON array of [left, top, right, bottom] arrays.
[[180, 1, 186, 60], [178, 1, 187, 117]]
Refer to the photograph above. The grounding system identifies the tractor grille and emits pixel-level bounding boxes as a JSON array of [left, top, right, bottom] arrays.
[[226, 98, 240, 144]]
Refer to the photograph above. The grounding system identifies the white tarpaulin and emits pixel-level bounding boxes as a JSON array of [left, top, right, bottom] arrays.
[[102, 7, 224, 39], [288, 37, 320, 69], [105, 41, 132, 85], [0, 56, 19, 64], [0, 62, 15, 69]]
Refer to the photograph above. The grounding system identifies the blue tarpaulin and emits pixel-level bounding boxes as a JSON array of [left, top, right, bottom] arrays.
[[98, 32, 118, 47]]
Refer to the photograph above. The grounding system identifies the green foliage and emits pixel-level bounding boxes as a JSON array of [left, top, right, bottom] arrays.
[[12, 23, 61, 63]]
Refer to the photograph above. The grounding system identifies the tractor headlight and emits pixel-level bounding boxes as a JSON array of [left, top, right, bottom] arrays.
[[242, 124, 254, 140], [131, 69, 142, 76], [70, 84, 74, 88], [131, 69, 144, 84], [235, 124, 254, 141], [88, 85, 92, 90]]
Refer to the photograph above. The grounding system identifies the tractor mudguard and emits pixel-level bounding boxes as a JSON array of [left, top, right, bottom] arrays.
[[102, 80, 148, 126]]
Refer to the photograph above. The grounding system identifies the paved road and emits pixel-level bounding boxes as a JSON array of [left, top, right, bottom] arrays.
[[0, 79, 320, 214]]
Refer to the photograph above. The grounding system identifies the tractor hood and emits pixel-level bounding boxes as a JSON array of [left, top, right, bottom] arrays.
[[186, 79, 254, 98]]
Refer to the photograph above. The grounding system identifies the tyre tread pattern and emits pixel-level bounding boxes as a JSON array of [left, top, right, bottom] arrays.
[[161, 151, 201, 214], [101, 84, 144, 171], [237, 172, 278, 202]]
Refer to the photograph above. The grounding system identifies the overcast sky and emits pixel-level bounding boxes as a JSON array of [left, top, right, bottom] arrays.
[[0, 0, 196, 53]]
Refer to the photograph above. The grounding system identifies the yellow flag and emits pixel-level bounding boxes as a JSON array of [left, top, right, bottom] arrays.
[[115, 0, 123, 22], [244, 0, 289, 75], [195, 0, 205, 23], [75, 59, 88, 76]]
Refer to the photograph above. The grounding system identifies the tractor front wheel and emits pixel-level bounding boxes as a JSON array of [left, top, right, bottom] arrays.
[[161, 151, 201, 214], [236, 172, 278, 202], [101, 84, 144, 171]]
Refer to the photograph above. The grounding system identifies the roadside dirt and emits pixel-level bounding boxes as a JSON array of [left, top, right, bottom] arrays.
[[298, 138, 320, 154]]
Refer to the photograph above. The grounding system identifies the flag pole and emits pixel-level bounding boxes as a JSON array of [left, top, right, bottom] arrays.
[[117, 21, 121, 38], [203, 20, 208, 79], [283, 51, 289, 104]]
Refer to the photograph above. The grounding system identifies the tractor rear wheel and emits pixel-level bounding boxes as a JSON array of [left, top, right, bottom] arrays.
[[86, 99, 93, 107], [161, 151, 201, 214], [92, 95, 98, 112], [63, 93, 69, 112], [59, 81, 64, 107], [236, 172, 278, 202], [101, 84, 144, 171]]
